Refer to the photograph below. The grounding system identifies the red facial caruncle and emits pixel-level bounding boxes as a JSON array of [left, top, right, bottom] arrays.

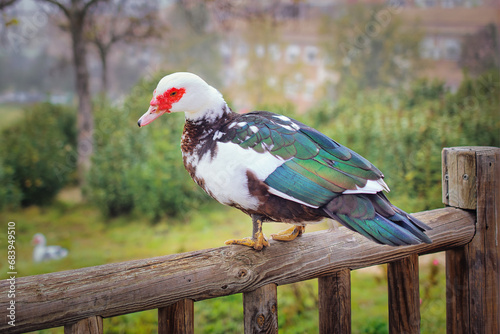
[[150, 87, 186, 112]]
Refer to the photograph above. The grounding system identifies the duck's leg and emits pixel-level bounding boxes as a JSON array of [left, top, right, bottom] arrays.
[[271, 225, 305, 241], [225, 214, 270, 250]]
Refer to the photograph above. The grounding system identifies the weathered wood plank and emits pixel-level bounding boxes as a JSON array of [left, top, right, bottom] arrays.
[[442, 148, 449, 205], [387, 254, 420, 334], [243, 283, 278, 334], [318, 269, 351, 334], [475, 148, 500, 334], [158, 299, 194, 334], [442, 147, 477, 209], [63, 316, 103, 334], [445, 146, 500, 334], [446, 246, 469, 334], [0, 207, 474, 333]]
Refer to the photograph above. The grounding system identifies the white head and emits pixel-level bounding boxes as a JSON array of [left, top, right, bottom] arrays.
[[32, 233, 46, 246], [137, 72, 227, 126]]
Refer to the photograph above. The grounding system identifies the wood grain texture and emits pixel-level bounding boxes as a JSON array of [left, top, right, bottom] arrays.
[[63, 316, 103, 334], [446, 246, 470, 334], [388, 254, 420, 334], [158, 299, 194, 334], [0, 207, 474, 333], [243, 284, 278, 334], [445, 147, 499, 334], [475, 148, 499, 334], [318, 269, 351, 334], [442, 147, 478, 209]]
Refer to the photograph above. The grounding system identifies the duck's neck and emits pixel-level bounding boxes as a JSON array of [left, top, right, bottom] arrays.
[[184, 102, 232, 123], [183, 85, 231, 122], [181, 104, 236, 156]]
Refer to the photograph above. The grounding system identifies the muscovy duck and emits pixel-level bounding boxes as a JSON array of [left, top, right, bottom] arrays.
[[32, 233, 69, 262], [137, 72, 432, 250]]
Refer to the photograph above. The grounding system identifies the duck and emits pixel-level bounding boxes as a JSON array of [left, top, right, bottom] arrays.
[[137, 72, 431, 250], [32, 233, 68, 262]]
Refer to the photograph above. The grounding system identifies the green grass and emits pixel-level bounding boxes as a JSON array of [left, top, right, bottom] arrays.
[[0, 103, 25, 130], [0, 193, 446, 333]]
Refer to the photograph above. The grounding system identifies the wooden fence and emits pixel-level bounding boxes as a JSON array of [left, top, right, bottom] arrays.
[[1, 146, 498, 333]]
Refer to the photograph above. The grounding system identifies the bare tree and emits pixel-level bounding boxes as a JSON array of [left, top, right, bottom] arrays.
[[0, 0, 18, 11], [38, 0, 105, 185], [86, 0, 162, 95]]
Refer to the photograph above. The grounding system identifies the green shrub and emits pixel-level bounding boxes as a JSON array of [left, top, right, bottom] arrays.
[[0, 155, 23, 209], [88, 75, 210, 220], [0, 102, 77, 206]]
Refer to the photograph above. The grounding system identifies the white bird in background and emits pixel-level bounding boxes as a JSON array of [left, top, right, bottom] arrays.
[[32, 233, 68, 263]]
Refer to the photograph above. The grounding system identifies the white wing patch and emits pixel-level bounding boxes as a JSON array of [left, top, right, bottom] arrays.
[[272, 114, 301, 130], [273, 115, 291, 122], [342, 179, 390, 194], [213, 131, 225, 140], [278, 124, 295, 132], [261, 142, 275, 151], [267, 188, 319, 208], [249, 125, 259, 133]]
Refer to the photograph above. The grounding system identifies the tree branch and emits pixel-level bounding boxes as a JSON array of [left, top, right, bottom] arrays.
[[82, 0, 105, 16], [37, 0, 70, 18], [0, 0, 18, 11]]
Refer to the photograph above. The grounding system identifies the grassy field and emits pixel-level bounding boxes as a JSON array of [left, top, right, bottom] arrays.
[[0, 103, 24, 131], [0, 188, 446, 333]]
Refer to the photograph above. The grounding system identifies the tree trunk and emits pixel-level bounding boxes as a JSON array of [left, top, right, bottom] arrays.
[[71, 13, 93, 185], [97, 44, 109, 96]]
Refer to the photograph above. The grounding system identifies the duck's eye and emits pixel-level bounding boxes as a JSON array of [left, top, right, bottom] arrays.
[[170, 91, 177, 97]]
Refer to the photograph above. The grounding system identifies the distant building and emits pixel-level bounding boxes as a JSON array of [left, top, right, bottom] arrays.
[[210, 0, 499, 111]]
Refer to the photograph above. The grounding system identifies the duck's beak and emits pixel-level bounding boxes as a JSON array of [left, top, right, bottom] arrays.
[[137, 106, 168, 127]]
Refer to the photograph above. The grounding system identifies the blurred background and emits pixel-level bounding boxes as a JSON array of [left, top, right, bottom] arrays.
[[0, 0, 499, 333]]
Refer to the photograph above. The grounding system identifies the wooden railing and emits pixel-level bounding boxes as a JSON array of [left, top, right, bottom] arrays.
[[1, 146, 498, 333]]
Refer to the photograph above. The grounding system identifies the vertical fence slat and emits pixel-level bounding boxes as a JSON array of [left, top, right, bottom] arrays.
[[443, 147, 476, 334], [475, 149, 500, 334], [63, 316, 103, 334], [444, 147, 500, 334], [158, 299, 194, 334], [446, 246, 469, 333], [387, 253, 420, 334], [243, 283, 278, 334], [318, 268, 351, 334]]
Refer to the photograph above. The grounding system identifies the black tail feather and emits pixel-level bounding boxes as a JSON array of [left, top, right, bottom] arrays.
[[323, 193, 432, 246]]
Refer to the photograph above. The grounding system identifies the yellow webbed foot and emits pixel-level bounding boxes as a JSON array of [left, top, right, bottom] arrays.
[[271, 225, 305, 242], [225, 214, 270, 250], [225, 231, 270, 251]]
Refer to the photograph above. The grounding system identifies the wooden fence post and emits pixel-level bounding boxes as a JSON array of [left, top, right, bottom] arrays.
[[243, 283, 278, 334], [318, 268, 351, 334], [64, 316, 103, 334], [158, 299, 194, 334], [387, 254, 420, 334], [443, 146, 500, 334]]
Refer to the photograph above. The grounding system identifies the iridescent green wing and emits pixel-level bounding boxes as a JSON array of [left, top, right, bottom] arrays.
[[223, 112, 318, 160], [223, 111, 385, 207]]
